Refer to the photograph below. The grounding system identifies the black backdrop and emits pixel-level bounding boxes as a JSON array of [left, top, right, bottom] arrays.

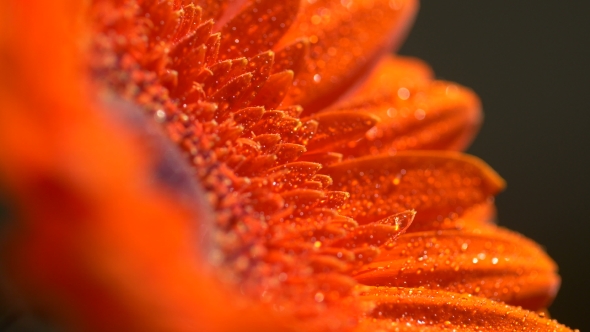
[[398, 2, 590, 330]]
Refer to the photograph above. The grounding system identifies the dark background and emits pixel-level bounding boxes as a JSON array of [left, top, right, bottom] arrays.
[[399, 2, 590, 330]]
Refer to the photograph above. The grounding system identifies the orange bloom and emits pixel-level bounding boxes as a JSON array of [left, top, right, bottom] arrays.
[[0, 0, 576, 331]]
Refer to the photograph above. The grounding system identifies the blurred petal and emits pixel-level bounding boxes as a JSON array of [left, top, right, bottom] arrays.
[[0, 1, 292, 331]]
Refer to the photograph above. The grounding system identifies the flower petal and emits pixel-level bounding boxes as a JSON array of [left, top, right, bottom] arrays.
[[303, 111, 380, 152], [251, 70, 294, 109], [354, 227, 560, 311], [327, 56, 482, 156], [272, 38, 309, 77], [219, 0, 300, 59], [355, 286, 573, 331], [279, 0, 419, 114], [323, 151, 505, 226]]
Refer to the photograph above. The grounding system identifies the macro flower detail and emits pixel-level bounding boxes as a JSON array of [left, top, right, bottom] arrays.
[[0, 0, 576, 331]]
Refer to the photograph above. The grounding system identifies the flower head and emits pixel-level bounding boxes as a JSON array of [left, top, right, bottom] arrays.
[[0, 0, 575, 331]]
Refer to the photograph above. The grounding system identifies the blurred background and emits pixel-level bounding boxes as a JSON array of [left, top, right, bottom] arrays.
[[399, 2, 590, 330]]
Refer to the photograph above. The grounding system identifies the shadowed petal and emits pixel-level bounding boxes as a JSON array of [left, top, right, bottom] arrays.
[[355, 287, 573, 331]]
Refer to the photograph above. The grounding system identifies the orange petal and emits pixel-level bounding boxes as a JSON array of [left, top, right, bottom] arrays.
[[168, 21, 212, 96], [391, 201, 499, 233], [304, 111, 380, 152], [251, 70, 294, 109], [272, 38, 310, 77], [354, 227, 560, 311], [219, 0, 300, 60], [350, 56, 434, 95], [232, 50, 275, 110], [461, 201, 498, 224], [355, 287, 573, 331], [331, 211, 415, 248], [328, 56, 482, 156], [279, 0, 419, 114], [323, 151, 505, 225]]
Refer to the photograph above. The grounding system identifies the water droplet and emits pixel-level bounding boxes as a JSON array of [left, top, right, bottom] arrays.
[[414, 108, 426, 120], [397, 87, 410, 100], [155, 109, 166, 122], [314, 292, 325, 303], [378, 210, 416, 232], [387, 107, 397, 118]]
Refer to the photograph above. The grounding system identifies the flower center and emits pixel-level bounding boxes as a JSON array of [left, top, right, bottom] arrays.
[[87, 0, 414, 322]]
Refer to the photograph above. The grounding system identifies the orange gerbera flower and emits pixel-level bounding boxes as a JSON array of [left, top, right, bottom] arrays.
[[0, 0, 576, 331]]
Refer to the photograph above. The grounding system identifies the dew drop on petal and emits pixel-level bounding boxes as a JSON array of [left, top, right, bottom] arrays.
[[377, 210, 416, 232], [397, 87, 410, 100], [314, 292, 325, 303], [414, 108, 425, 120], [386, 107, 397, 118]]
